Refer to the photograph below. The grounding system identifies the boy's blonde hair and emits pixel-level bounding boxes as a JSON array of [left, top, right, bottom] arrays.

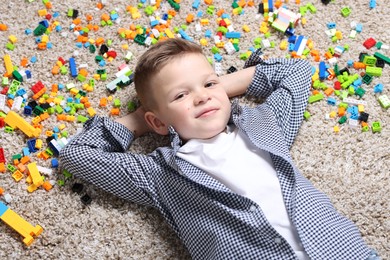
[[134, 38, 204, 111]]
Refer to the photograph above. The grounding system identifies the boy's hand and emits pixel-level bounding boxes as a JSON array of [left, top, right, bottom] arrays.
[[115, 107, 153, 138]]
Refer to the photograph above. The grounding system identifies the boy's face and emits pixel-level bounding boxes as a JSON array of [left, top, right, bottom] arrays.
[[145, 53, 231, 141]]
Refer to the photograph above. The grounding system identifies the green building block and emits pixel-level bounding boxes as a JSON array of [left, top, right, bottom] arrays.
[[5, 126, 14, 133], [77, 115, 89, 123], [12, 70, 23, 82], [362, 55, 377, 66], [303, 111, 311, 120], [378, 95, 390, 109], [371, 121, 382, 133], [365, 66, 382, 77], [355, 87, 366, 98], [341, 7, 351, 17], [308, 93, 324, 104], [374, 52, 390, 65], [113, 99, 121, 108], [361, 125, 369, 132], [6, 42, 15, 51], [338, 116, 347, 124], [307, 3, 317, 13], [361, 74, 373, 84]]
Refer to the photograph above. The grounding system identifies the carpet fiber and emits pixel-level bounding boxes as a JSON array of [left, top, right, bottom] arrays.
[[0, 0, 389, 259]]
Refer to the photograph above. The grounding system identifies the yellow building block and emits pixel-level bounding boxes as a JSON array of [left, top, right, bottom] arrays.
[[0, 202, 43, 246], [4, 111, 41, 138], [12, 170, 24, 182], [27, 162, 43, 187], [87, 107, 96, 117], [3, 54, 14, 77], [8, 35, 18, 44], [165, 29, 174, 38], [279, 40, 288, 50], [242, 25, 250, 32]]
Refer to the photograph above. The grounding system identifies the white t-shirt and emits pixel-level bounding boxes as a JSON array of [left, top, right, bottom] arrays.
[[177, 126, 308, 259]]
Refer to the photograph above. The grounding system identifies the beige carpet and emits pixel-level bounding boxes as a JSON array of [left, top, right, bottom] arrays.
[[0, 0, 389, 259]]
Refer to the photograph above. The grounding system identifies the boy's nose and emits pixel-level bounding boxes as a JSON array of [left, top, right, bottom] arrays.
[[194, 89, 210, 105]]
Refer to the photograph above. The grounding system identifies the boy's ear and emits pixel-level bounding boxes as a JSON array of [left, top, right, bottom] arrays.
[[144, 111, 169, 135]]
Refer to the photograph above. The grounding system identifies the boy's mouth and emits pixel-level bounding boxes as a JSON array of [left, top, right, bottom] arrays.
[[196, 107, 219, 118]]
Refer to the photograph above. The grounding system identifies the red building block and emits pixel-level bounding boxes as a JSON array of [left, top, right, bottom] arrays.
[[363, 37, 376, 49]]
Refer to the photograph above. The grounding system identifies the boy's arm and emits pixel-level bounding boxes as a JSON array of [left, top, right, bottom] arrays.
[[59, 111, 158, 206], [244, 49, 312, 148], [220, 66, 256, 98]]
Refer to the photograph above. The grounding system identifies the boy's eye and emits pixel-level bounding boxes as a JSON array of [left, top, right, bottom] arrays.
[[205, 82, 216, 88], [174, 93, 185, 100]]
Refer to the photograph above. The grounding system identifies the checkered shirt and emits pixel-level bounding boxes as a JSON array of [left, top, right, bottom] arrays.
[[60, 49, 374, 259]]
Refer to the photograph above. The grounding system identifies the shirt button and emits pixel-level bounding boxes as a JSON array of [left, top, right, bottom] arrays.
[[274, 237, 282, 244], [249, 205, 257, 212]]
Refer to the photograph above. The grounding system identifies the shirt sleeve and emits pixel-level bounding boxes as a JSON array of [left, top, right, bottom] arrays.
[[244, 49, 312, 148], [59, 115, 159, 207]]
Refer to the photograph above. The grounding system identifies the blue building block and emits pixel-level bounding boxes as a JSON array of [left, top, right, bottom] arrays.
[[353, 78, 362, 87], [326, 22, 336, 29], [16, 88, 27, 96], [197, 11, 203, 17], [288, 43, 295, 52], [25, 70, 32, 79], [355, 23, 363, 33], [192, 0, 200, 9], [0, 201, 8, 216], [30, 56, 37, 63], [369, 0, 376, 9], [150, 20, 159, 27], [268, 0, 274, 12], [293, 35, 304, 52], [179, 29, 193, 41], [288, 35, 296, 43], [285, 27, 295, 36], [51, 158, 59, 168], [39, 20, 49, 28], [214, 53, 223, 62], [23, 106, 32, 115], [69, 57, 77, 77], [373, 83, 383, 93], [22, 147, 30, 156], [205, 30, 212, 38], [319, 61, 327, 80], [327, 97, 337, 106], [27, 139, 38, 153], [225, 32, 241, 39]]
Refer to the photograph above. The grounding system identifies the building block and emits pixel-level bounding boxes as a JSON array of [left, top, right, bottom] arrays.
[[27, 162, 44, 187], [371, 121, 382, 133], [69, 57, 77, 78], [3, 54, 14, 77], [363, 37, 376, 49], [373, 52, 390, 65], [365, 66, 382, 77], [4, 111, 41, 138], [0, 201, 43, 246], [378, 95, 390, 109], [0, 148, 5, 163]]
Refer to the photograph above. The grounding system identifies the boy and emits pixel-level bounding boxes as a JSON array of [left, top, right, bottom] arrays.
[[59, 38, 378, 259]]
